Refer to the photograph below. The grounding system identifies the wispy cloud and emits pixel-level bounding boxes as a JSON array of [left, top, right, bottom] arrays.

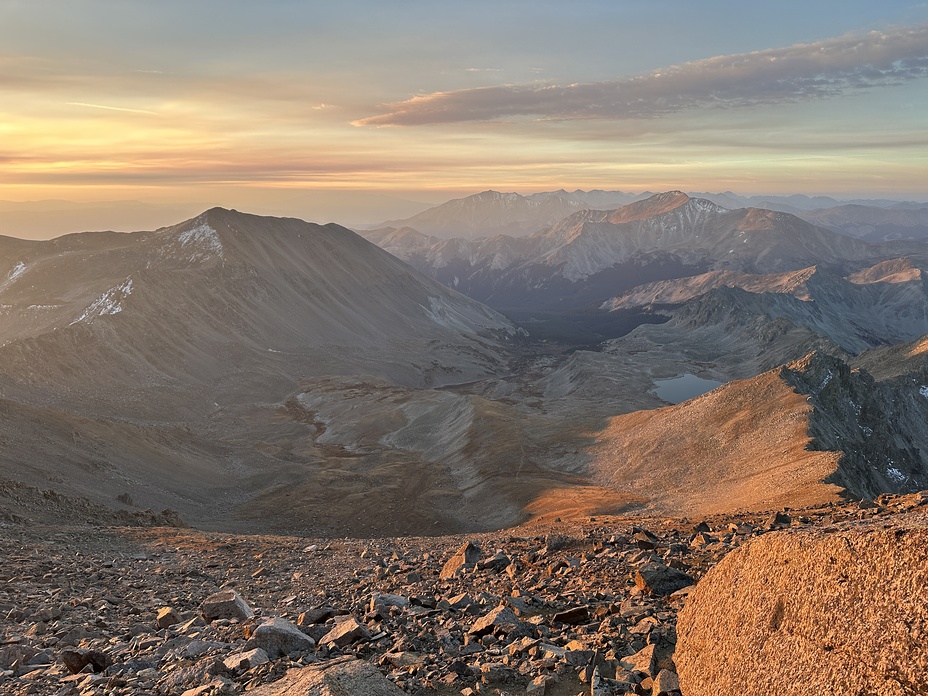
[[354, 24, 928, 126], [66, 102, 159, 115]]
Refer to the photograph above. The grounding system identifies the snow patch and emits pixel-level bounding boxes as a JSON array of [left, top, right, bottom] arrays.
[[423, 296, 476, 333], [920, 385, 928, 400], [8, 261, 26, 281], [176, 219, 223, 262], [886, 466, 906, 483], [71, 277, 134, 325]]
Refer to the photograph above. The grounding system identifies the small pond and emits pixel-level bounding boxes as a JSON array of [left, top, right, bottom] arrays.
[[652, 373, 723, 404]]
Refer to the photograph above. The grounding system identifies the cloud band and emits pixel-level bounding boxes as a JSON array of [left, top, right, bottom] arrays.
[[354, 25, 928, 126]]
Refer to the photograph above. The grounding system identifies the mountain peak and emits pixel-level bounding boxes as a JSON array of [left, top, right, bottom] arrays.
[[606, 190, 694, 223]]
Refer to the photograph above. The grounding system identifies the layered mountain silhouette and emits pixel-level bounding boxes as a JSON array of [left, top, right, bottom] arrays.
[[362, 191, 924, 312], [3, 197, 928, 536], [374, 189, 643, 240]]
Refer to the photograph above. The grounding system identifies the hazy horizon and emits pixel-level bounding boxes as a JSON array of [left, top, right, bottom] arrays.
[[2, 186, 928, 240]]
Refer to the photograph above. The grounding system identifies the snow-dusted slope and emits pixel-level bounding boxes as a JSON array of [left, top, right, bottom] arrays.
[[0, 208, 522, 416]]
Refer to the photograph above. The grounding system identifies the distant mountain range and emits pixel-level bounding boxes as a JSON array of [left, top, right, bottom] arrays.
[[4, 197, 928, 534], [362, 191, 927, 312], [369, 188, 928, 242]]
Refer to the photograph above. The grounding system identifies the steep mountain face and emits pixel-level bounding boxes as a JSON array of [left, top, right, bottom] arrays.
[[364, 191, 911, 312], [589, 352, 928, 516], [0, 208, 536, 532], [0, 208, 520, 412], [800, 204, 928, 242]]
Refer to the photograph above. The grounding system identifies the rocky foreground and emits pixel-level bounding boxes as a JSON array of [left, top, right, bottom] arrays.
[[2, 493, 926, 696]]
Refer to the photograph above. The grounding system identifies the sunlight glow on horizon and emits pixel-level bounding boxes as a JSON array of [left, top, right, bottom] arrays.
[[1, 1, 927, 214]]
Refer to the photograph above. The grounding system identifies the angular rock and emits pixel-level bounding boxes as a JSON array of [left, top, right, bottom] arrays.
[[469, 605, 527, 637], [181, 675, 237, 696], [444, 593, 477, 611], [634, 563, 694, 597], [526, 674, 556, 695], [440, 541, 481, 580], [370, 593, 409, 612], [0, 644, 38, 670], [296, 607, 335, 626], [552, 606, 589, 625], [477, 551, 511, 572], [223, 647, 270, 672], [248, 617, 315, 658], [201, 589, 254, 622], [60, 648, 112, 675], [653, 669, 680, 696], [676, 517, 928, 696], [319, 617, 370, 648], [763, 511, 792, 530], [620, 644, 659, 677], [383, 651, 426, 668], [247, 657, 403, 695], [156, 606, 180, 629]]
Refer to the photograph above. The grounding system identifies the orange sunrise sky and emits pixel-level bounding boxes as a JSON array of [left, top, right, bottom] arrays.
[[1, 1, 927, 235]]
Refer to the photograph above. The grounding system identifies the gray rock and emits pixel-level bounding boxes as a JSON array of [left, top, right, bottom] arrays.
[[653, 669, 680, 695], [201, 589, 254, 622], [634, 563, 695, 597], [248, 617, 314, 658], [526, 674, 556, 695], [370, 593, 409, 612], [468, 605, 526, 637]]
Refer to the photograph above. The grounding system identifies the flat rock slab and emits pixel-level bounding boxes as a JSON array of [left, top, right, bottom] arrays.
[[247, 658, 403, 695], [676, 515, 928, 696]]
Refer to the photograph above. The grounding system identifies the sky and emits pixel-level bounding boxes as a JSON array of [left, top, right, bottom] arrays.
[[1, 0, 928, 231]]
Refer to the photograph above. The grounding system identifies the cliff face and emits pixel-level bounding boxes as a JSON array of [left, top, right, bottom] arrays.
[[781, 352, 928, 498]]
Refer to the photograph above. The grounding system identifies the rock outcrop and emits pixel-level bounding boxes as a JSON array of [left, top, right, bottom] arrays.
[[676, 514, 928, 696]]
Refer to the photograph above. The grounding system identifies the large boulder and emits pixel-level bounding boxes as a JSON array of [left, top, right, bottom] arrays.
[[676, 515, 928, 696]]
